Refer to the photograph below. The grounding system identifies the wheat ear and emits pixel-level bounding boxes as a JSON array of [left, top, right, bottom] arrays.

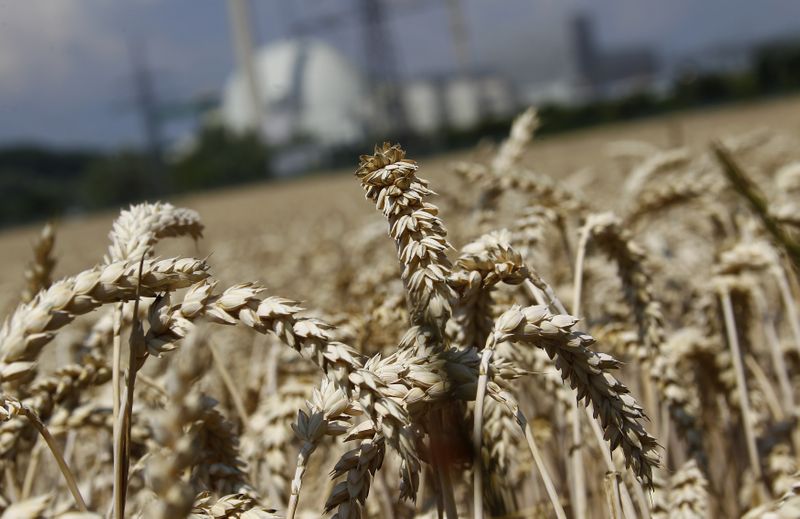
[[713, 141, 800, 271], [469, 107, 540, 226], [104, 202, 203, 264], [491, 107, 539, 175], [20, 222, 56, 304], [355, 142, 455, 344], [143, 281, 421, 500], [287, 379, 355, 519], [622, 147, 690, 201], [103, 202, 203, 429], [575, 212, 666, 358], [0, 257, 209, 382], [190, 492, 279, 518], [494, 304, 660, 487], [668, 459, 709, 519], [325, 423, 386, 519], [449, 229, 529, 349], [626, 175, 718, 226], [357, 142, 462, 509]]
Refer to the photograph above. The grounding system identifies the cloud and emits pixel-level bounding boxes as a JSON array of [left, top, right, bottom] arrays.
[[0, 1, 123, 97], [0, 0, 209, 145]]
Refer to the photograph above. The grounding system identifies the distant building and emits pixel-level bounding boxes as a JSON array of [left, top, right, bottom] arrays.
[[402, 73, 515, 134], [217, 10, 663, 167], [669, 43, 755, 78], [220, 37, 519, 164], [221, 38, 369, 147], [403, 79, 444, 135]]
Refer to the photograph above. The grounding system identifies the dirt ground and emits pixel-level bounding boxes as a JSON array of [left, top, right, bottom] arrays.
[[1, 95, 799, 300]]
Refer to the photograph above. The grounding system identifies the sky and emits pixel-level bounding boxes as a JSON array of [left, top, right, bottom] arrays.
[[0, 0, 798, 149]]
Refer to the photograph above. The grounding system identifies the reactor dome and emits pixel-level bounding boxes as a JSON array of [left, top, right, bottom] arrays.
[[221, 38, 368, 146]]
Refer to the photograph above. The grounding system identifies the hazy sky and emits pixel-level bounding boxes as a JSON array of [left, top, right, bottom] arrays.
[[0, 0, 798, 148]]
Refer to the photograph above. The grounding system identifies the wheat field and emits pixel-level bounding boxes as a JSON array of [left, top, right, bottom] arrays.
[[1, 96, 800, 518]]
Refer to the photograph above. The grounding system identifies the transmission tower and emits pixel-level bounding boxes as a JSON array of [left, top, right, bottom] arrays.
[[444, 0, 471, 75], [357, 0, 408, 133], [227, 0, 266, 138]]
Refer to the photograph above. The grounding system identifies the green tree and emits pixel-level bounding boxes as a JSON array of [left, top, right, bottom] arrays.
[[80, 151, 155, 209], [171, 126, 270, 191]]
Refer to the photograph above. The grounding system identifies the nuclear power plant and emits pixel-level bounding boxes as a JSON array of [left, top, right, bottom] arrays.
[[213, 0, 662, 172]]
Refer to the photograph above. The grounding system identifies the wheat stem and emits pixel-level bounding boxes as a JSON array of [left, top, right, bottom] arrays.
[[21, 438, 43, 498], [286, 450, 309, 519], [586, 406, 623, 519], [570, 400, 587, 518], [4, 465, 20, 502], [111, 302, 122, 462], [630, 474, 652, 519], [210, 340, 249, 426], [571, 226, 590, 519], [773, 266, 800, 359], [522, 413, 567, 519], [619, 481, 638, 519], [751, 286, 795, 411], [431, 410, 459, 519], [20, 405, 87, 512], [718, 288, 768, 503], [602, 471, 623, 519], [745, 355, 784, 420], [472, 345, 493, 519], [113, 255, 147, 519]]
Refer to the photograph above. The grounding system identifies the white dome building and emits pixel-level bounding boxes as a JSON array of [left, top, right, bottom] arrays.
[[221, 39, 368, 147]]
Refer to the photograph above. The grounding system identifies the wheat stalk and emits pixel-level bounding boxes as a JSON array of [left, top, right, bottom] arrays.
[[715, 276, 769, 503], [144, 326, 211, 519], [103, 202, 203, 432]]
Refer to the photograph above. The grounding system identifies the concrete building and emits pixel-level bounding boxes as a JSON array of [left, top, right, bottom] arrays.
[[402, 73, 515, 134], [221, 38, 369, 147]]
